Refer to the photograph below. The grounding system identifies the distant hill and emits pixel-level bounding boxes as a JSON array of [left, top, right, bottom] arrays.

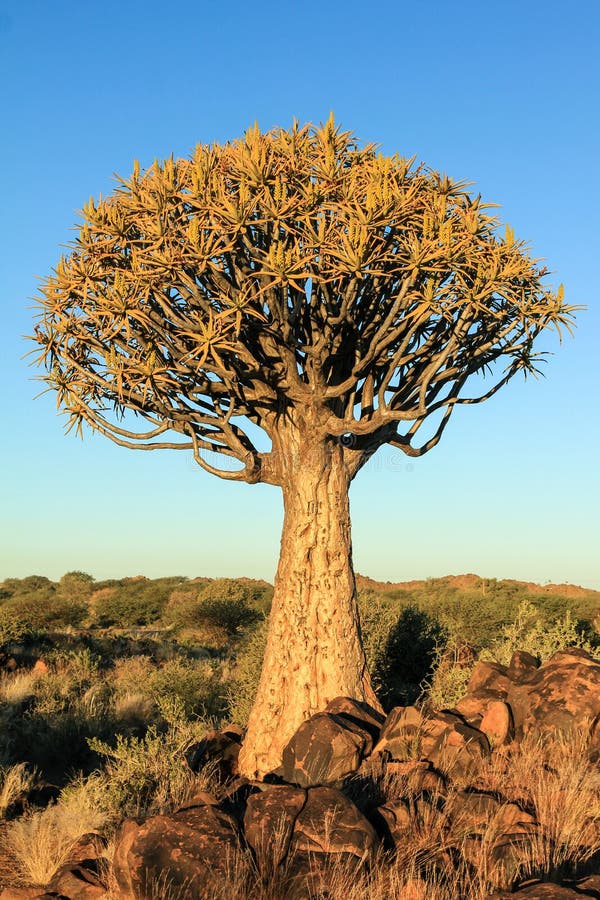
[[355, 572, 600, 600]]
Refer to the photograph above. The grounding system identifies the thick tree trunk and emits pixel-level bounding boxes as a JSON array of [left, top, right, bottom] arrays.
[[237, 433, 380, 779]]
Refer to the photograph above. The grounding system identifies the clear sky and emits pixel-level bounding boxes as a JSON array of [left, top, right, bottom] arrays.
[[1, 0, 599, 588]]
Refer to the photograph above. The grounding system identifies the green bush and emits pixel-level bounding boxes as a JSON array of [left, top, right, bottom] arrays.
[[94, 577, 185, 627], [87, 696, 215, 817], [0, 604, 35, 645], [227, 618, 268, 727], [372, 605, 447, 708], [164, 580, 260, 638], [481, 600, 598, 666], [0, 650, 115, 781]]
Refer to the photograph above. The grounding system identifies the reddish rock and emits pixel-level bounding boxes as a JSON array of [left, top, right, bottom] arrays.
[[371, 705, 421, 758], [290, 786, 378, 860], [218, 777, 260, 824], [280, 787, 378, 898], [244, 785, 306, 873], [32, 659, 49, 675], [112, 802, 239, 899], [383, 759, 446, 793], [479, 700, 514, 746], [466, 661, 511, 696], [47, 861, 107, 898], [589, 713, 600, 763], [323, 696, 385, 740], [0, 890, 49, 899], [491, 881, 599, 898], [506, 649, 600, 738], [456, 794, 537, 890], [373, 706, 489, 776], [374, 797, 425, 849], [281, 711, 374, 786], [507, 650, 540, 682], [185, 728, 241, 779]]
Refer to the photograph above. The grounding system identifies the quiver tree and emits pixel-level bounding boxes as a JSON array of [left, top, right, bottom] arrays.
[[32, 117, 576, 777]]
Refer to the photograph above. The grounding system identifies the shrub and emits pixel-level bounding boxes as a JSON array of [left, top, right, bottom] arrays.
[[58, 571, 95, 602], [0, 593, 87, 638], [0, 762, 38, 817], [147, 657, 228, 720], [227, 618, 268, 727], [0, 603, 35, 645], [423, 641, 477, 709], [481, 600, 597, 666], [164, 581, 260, 640], [88, 696, 217, 817], [369, 603, 447, 708], [5, 793, 107, 885], [0, 649, 115, 780], [94, 577, 183, 627]]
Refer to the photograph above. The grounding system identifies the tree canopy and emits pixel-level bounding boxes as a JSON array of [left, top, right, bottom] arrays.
[[32, 117, 576, 483]]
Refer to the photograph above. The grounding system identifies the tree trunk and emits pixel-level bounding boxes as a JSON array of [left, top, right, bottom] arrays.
[[237, 433, 380, 779]]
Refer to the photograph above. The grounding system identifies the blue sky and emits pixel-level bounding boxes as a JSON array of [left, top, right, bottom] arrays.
[[1, 0, 599, 588]]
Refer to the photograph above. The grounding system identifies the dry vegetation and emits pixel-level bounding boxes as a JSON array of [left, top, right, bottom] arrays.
[[0, 570, 598, 896]]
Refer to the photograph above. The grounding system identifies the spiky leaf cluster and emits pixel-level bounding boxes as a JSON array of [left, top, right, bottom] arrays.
[[31, 117, 576, 483]]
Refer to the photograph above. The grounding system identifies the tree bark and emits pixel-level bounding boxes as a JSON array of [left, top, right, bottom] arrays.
[[237, 430, 380, 779]]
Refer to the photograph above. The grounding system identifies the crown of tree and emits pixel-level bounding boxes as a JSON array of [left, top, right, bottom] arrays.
[[32, 116, 575, 485]]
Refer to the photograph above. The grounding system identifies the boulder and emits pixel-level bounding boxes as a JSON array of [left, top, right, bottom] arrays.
[[454, 792, 537, 890], [112, 800, 239, 899], [382, 759, 446, 794], [507, 650, 540, 682], [506, 649, 600, 738], [455, 661, 512, 721], [281, 711, 374, 786], [491, 878, 600, 898], [281, 786, 378, 898], [244, 784, 306, 873], [0, 891, 51, 900], [373, 706, 490, 776], [185, 727, 242, 779], [372, 795, 443, 850], [290, 786, 378, 860], [479, 700, 514, 746], [47, 861, 107, 899], [323, 696, 385, 740]]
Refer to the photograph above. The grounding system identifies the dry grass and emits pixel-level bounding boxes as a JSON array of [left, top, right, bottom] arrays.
[[5, 789, 108, 886], [0, 670, 43, 704], [0, 764, 38, 818]]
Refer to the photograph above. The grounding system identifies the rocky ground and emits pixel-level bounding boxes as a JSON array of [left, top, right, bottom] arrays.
[[1, 647, 598, 899]]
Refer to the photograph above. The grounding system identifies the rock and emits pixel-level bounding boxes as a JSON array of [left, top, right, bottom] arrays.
[[47, 861, 107, 899], [281, 787, 378, 899], [185, 728, 241, 779], [290, 785, 378, 859], [588, 713, 600, 763], [506, 649, 600, 738], [112, 802, 239, 899], [323, 696, 385, 740], [373, 706, 489, 776], [491, 881, 599, 898], [32, 659, 49, 675], [244, 784, 306, 873], [479, 701, 514, 746], [374, 796, 412, 842], [281, 711, 374, 786], [455, 792, 537, 890], [507, 650, 540, 682], [218, 777, 261, 824], [0, 890, 50, 899], [455, 662, 513, 722], [383, 759, 446, 793], [466, 661, 511, 696]]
